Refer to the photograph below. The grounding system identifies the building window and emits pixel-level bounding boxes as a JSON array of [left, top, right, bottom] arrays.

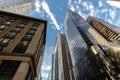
[[30, 26, 37, 31], [22, 41, 29, 46], [14, 28, 21, 32], [5, 32, 17, 39], [22, 21, 28, 25], [0, 38, 10, 47], [22, 35, 32, 41], [2, 39, 10, 44], [0, 25, 5, 30], [9, 32, 16, 38], [32, 23, 40, 27], [18, 24, 25, 28], [27, 30, 35, 35], [5, 21, 12, 25], [0, 38, 4, 42], [9, 18, 17, 22], [12, 40, 30, 53], [0, 46, 3, 51], [0, 16, 2, 19]]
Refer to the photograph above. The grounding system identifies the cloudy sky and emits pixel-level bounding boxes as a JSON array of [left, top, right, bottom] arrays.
[[27, 0, 120, 80]]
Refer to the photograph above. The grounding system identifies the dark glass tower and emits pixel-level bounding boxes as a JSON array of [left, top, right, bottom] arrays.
[[64, 11, 120, 80]]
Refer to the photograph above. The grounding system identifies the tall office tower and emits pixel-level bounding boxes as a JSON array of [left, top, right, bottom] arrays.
[[87, 16, 120, 79], [54, 46, 59, 80], [0, 11, 47, 80], [0, 0, 34, 15], [107, 0, 120, 8], [64, 11, 120, 80], [54, 34, 74, 80], [87, 16, 120, 51], [47, 54, 54, 80]]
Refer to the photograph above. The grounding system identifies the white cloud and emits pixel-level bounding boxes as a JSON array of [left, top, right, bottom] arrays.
[[35, 0, 41, 12], [70, 6, 75, 12], [78, 0, 82, 4], [35, 0, 61, 30], [109, 9, 116, 20], [82, 2, 89, 10], [41, 0, 61, 30], [78, 10, 87, 19], [88, 2, 95, 16], [41, 65, 51, 71], [107, 19, 112, 24], [101, 8, 108, 13], [42, 72, 49, 78], [98, 0, 103, 7]]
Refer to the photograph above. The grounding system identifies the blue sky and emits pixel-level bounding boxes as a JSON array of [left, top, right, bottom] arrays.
[[27, 0, 120, 80]]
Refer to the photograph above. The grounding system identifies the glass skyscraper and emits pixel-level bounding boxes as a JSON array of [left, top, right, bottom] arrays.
[[64, 11, 120, 80], [0, 0, 34, 15]]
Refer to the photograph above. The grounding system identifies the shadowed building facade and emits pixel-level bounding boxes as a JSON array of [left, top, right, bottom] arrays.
[[54, 34, 74, 80], [0, 11, 47, 80], [64, 11, 120, 80]]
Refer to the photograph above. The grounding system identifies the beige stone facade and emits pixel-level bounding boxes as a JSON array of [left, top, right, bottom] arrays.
[[0, 11, 47, 80]]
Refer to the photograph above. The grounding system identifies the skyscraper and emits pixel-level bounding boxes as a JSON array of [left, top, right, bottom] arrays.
[[47, 54, 54, 80], [64, 11, 120, 80], [0, 11, 47, 80], [0, 0, 34, 15], [107, 0, 120, 8], [54, 34, 74, 80]]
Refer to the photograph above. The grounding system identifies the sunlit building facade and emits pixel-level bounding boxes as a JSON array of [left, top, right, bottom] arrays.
[[0, 11, 47, 80], [0, 0, 34, 15], [64, 11, 120, 80], [87, 16, 120, 79], [107, 0, 120, 8], [54, 34, 74, 80]]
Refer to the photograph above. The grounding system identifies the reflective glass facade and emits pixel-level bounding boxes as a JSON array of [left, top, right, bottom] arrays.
[[64, 11, 111, 80]]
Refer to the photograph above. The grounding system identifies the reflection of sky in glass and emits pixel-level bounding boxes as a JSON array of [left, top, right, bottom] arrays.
[[64, 12, 88, 66]]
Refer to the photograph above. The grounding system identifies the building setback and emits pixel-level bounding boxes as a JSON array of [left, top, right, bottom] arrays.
[[0, 0, 34, 15], [64, 11, 120, 80], [0, 11, 47, 80], [53, 34, 74, 80]]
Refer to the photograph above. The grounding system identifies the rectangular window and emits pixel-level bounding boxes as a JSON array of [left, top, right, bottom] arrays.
[[30, 26, 37, 31], [2, 39, 10, 44], [0, 25, 5, 30], [9, 18, 16, 22], [23, 35, 32, 41], [0, 38, 10, 47], [15, 28, 21, 32], [0, 16, 2, 19], [6, 32, 17, 39], [32, 23, 40, 27], [5, 21, 12, 25], [18, 24, 25, 28], [27, 30, 35, 35], [22, 41, 29, 46]]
